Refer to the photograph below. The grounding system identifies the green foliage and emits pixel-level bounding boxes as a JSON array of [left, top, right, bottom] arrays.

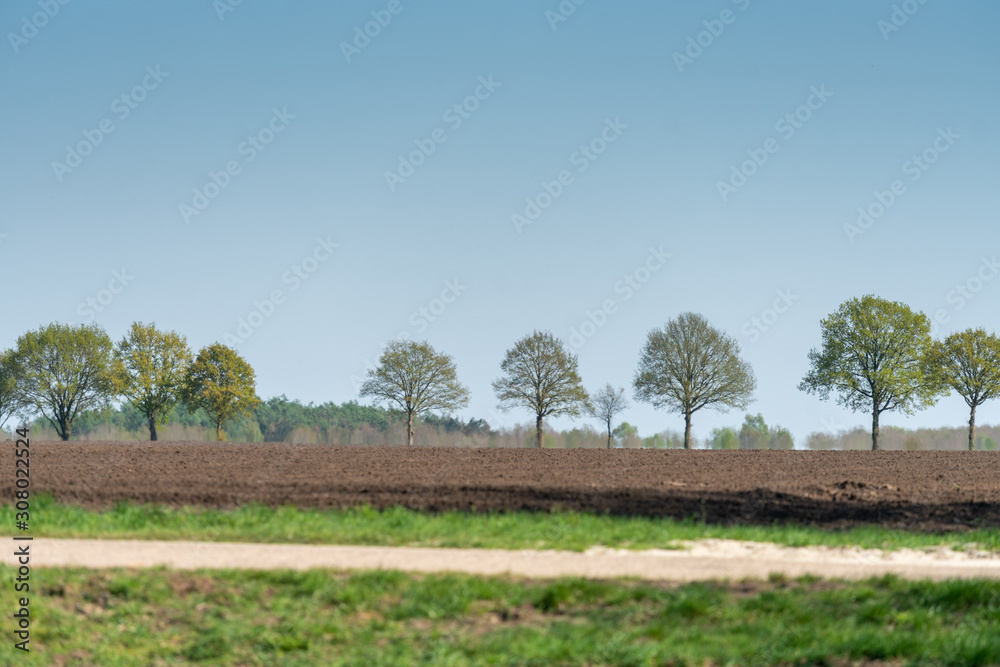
[[359, 339, 470, 445], [799, 295, 946, 450], [710, 426, 739, 450], [493, 330, 589, 448], [612, 421, 639, 448], [634, 312, 756, 449], [739, 412, 770, 449], [7, 322, 116, 440], [612, 421, 637, 438], [929, 328, 1000, 450], [737, 413, 794, 449], [803, 424, 1000, 451], [0, 351, 22, 429], [254, 395, 390, 442], [643, 433, 668, 448], [111, 322, 192, 441], [180, 343, 261, 441]]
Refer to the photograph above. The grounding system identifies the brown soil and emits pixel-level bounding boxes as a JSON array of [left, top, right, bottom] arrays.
[[5, 443, 1000, 529]]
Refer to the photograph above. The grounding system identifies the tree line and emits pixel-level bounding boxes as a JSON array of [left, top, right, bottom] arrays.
[[3, 294, 999, 450], [358, 297, 1000, 451], [0, 322, 259, 441]]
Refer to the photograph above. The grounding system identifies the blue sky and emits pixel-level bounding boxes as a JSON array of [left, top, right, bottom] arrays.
[[2, 0, 998, 443]]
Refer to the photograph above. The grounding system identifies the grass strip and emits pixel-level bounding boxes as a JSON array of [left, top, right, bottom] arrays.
[[2, 567, 999, 666], [3, 494, 1000, 553]]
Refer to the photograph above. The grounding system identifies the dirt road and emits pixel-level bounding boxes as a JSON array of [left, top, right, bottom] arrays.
[[7, 538, 1000, 581]]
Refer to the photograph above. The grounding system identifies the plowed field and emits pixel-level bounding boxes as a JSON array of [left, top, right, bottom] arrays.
[[5, 443, 1000, 529]]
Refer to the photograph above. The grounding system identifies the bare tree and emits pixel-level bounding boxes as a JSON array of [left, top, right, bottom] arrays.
[[634, 313, 756, 449], [360, 339, 470, 446], [493, 330, 589, 448], [588, 383, 629, 448]]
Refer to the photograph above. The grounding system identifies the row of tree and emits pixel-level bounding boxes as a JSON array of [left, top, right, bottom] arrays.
[[0, 323, 260, 441], [800, 295, 1000, 450], [358, 297, 1000, 451], [359, 313, 756, 448], [3, 294, 999, 450]]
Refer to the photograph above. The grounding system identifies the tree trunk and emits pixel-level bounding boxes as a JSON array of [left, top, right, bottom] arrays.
[[149, 417, 158, 442], [216, 418, 224, 441], [871, 402, 879, 451], [606, 419, 612, 449], [535, 415, 544, 448], [407, 411, 414, 446], [59, 414, 70, 441], [969, 404, 977, 451], [683, 411, 692, 450]]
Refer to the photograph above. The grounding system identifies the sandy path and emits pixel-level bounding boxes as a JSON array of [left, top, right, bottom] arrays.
[[6, 538, 1000, 581]]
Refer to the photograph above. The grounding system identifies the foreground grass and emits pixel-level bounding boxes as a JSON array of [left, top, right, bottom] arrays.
[[2, 566, 999, 666], [4, 494, 1000, 553]]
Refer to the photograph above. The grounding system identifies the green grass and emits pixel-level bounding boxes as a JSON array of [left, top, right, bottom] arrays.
[[4, 493, 1000, 553], [2, 566, 999, 666]]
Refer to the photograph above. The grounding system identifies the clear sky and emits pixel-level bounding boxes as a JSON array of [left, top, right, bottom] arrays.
[[2, 0, 998, 443]]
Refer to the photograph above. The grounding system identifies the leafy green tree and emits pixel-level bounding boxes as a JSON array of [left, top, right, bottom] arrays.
[[180, 343, 261, 441], [612, 421, 639, 448], [360, 339, 470, 446], [739, 413, 770, 450], [0, 351, 23, 430], [587, 383, 629, 448], [928, 328, 1000, 451], [735, 414, 794, 449], [633, 313, 756, 449], [799, 295, 946, 451], [493, 330, 589, 448], [111, 322, 192, 441], [769, 426, 794, 450], [254, 395, 309, 442], [710, 426, 738, 450], [643, 433, 668, 449], [7, 323, 116, 440]]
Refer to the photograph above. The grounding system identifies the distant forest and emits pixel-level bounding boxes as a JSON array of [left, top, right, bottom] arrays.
[[5, 396, 997, 450]]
